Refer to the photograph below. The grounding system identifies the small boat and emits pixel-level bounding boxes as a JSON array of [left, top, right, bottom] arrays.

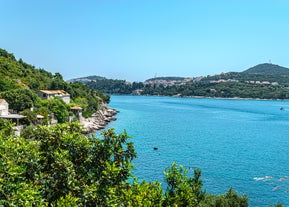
[[272, 185, 282, 191]]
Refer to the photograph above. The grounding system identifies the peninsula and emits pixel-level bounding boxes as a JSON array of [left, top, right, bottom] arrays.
[[69, 63, 289, 100]]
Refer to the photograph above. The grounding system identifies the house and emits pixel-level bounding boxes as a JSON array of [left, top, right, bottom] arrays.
[[38, 90, 70, 103], [0, 99, 9, 116], [71, 106, 83, 120], [0, 99, 26, 136]]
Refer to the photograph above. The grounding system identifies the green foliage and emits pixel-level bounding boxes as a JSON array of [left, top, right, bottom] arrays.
[[0, 78, 20, 92], [146, 77, 188, 81], [45, 98, 69, 123], [0, 119, 15, 136], [86, 78, 289, 100], [243, 63, 289, 75], [67, 81, 108, 113], [20, 109, 37, 125], [34, 106, 50, 125], [19, 124, 136, 206], [0, 89, 39, 112], [163, 163, 205, 206], [0, 122, 268, 206], [81, 64, 289, 100], [203, 188, 248, 207], [52, 194, 79, 207], [0, 48, 16, 60], [86, 78, 144, 94], [0, 47, 110, 123], [122, 180, 163, 207], [0, 134, 45, 206]]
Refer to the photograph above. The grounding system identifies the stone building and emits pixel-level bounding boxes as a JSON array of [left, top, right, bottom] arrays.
[[38, 90, 70, 103], [0, 99, 9, 116]]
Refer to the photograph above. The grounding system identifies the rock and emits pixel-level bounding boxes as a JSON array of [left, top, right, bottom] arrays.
[[80, 104, 118, 134]]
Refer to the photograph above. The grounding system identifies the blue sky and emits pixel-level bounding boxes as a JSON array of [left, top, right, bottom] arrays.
[[1, 0, 289, 81]]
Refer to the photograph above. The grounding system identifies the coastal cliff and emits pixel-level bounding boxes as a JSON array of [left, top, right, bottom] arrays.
[[80, 104, 118, 133]]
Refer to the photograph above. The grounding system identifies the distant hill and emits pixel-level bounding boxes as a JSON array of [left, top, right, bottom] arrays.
[[69, 62, 289, 99], [242, 63, 289, 75], [145, 77, 187, 82], [67, 75, 106, 83]]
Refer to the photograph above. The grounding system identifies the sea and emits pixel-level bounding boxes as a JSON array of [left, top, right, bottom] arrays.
[[102, 95, 289, 206]]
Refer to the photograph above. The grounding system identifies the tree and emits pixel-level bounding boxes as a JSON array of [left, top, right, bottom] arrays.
[[20, 124, 136, 206], [45, 98, 69, 123], [0, 132, 45, 206], [0, 89, 38, 112], [20, 109, 37, 125], [0, 122, 270, 206], [205, 188, 249, 207], [163, 163, 205, 207]]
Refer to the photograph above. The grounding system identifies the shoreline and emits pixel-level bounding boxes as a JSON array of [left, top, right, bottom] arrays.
[[79, 94, 287, 133], [80, 104, 118, 134], [181, 95, 289, 101], [112, 94, 289, 102]]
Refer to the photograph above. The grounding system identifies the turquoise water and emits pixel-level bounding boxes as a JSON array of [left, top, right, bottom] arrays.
[[104, 95, 289, 206]]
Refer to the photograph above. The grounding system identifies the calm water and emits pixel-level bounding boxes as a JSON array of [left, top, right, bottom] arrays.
[[103, 95, 289, 206]]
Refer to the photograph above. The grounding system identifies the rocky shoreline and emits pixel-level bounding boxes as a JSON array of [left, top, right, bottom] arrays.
[[80, 104, 118, 134]]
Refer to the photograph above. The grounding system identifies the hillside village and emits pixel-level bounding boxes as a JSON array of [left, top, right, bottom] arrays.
[[144, 77, 196, 87], [0, 89, 118, 135], [209, 78, 279, 86], [144, 76, 280, 87], [0, 48, 117, 135]]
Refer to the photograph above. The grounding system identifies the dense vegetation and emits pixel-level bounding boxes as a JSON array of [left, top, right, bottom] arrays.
[[0, 121, 252, 206], [67, 75, 106, 84], [146, 77, 188, 81], [86, 79, 144, 94], [79, 63, 289, 99], [0, 48, 109, 123], [204, 72, 289, 85], [243, 63, 289, 75], [142, 82, 289, 99]]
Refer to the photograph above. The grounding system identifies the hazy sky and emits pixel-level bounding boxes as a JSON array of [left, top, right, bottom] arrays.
[[1, 0, 289, 81]]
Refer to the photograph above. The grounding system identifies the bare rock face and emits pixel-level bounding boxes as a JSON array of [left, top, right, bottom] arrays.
[[80, 105, 118, 134]]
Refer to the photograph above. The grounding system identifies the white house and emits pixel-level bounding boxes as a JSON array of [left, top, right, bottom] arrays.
[[0, 99, 9, 116], [38, 90, 70, 103]]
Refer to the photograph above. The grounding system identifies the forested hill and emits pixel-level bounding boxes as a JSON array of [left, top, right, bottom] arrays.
[[243, 63, 289, 75], [75, 63, 289, 99], [0, 48, 109, 122], [145, 76, 188, 81], [67, 75, 106, 83]]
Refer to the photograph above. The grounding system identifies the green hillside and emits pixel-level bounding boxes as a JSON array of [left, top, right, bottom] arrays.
[[0, 48, 109, 123], [67, 75, 106, 83], [75, 62, 289, 99], [145, 76, 187, 82], [243, 63, 289, 75]]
